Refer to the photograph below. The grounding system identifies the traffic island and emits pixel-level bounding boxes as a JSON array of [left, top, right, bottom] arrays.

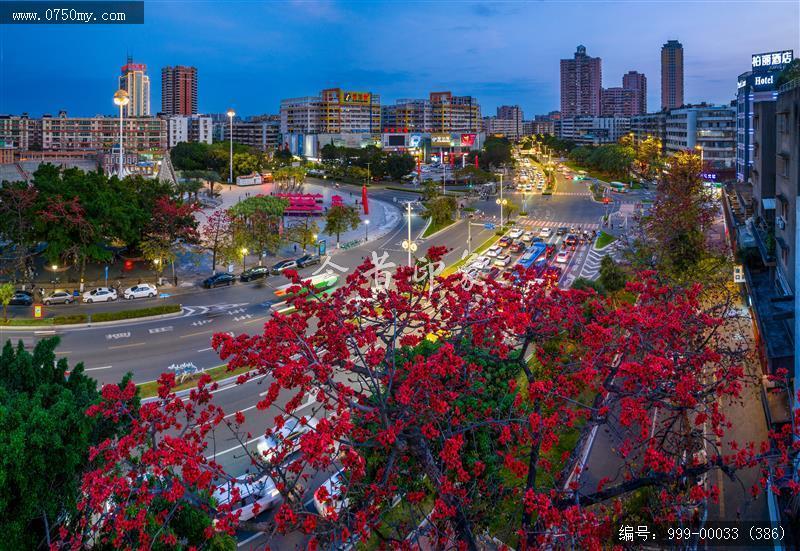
[[0, 304, 183, 329]]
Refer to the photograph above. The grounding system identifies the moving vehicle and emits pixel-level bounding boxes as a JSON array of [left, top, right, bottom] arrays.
[[485, 245, 502, 258], [498, 236, 512, 248], [296, 254, 322, 268], [122, 283, 158, 300], [555, 250, 570, 263], [539, 227, 553, 238], [274, 273, 339, 299], [43, 290, 74, 305], [493, 254, 512, 267], [202, 272, 235, 288], [240, 266, 270, 282], [213, 474, 281, 523], [507, 228, 524, 239], [609, 181, 628, 193], [510, 241, 526, 253], [521, 231, 535, 243], [82, 287, 117, 303], [557, 226, 568, 236], [271, 259, 298, 275], [256, 417, 319, 464], [313, 469, 349, 518], [516, 242, 547, 270], [468, 256, 491, 271], [9, 291, 33, 306], [564, 234, 578, 247]]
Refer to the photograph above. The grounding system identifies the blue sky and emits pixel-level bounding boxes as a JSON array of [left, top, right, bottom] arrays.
[[1, 0, 798, 118]]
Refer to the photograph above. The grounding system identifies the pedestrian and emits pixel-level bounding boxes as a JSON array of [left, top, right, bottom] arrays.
[[294, 244, 297, 252]]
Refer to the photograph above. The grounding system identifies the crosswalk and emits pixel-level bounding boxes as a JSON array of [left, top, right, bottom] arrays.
[[550, 192, 591, 197], [515, 218, 601, 230]]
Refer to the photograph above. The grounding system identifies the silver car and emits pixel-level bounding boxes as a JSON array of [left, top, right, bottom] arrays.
[[43, 290, 74, 305]]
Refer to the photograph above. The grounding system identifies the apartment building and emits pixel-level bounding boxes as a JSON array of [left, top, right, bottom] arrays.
[[429, 92, 481, 133], [664, 104, 736, 168], [167, 115, 212, 147]]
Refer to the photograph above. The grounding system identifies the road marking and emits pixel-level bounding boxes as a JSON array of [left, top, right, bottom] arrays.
[[180, 329, 212, 339], [105, 331, 131, 340], [148, 326, 174, 334], [108, 342, 145, 350], [85, 365, 113, 371], [223, 404, 258, 419], [191, 319, 213, 327], [34, 330, 56, 335], [197, 346, 214, 352], [237, 532, 264, 548], [242, 316, 267, 325], [206, 435, 262, 460]]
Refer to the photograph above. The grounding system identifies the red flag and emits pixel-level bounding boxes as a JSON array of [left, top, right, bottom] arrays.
[[474, 155, 479, 168], [361, 184, 369, 215]]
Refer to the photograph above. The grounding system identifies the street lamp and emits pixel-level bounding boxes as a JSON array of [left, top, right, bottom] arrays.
[[364, 219, 370, 241], [112, 89, 129, 177], [401, 202, 417, 267], [240, 247, 248, 271], [227, 108, 236, 184], [495, 173, 507, 226]]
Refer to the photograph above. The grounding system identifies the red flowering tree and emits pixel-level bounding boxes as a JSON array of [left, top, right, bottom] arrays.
[[140, 196, 200, 280], [59, 248, 798, 549]]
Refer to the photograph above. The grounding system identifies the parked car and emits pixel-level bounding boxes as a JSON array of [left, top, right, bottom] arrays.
[[485, 245, 503, 258], [256, 417, 319, 465], [313, 469, 349, 518], [271, 259, 298, 275], [202, 272, 235, 288], [82, 287, 117, 303], [122, 283, 158, 300], [213, 474, 281, 523], [539, 227, 553, 238], [9, 291, 33, 306], [296, 254, 322, 268], [43, 290, 74, 305], [493, 254, 512, 267], [240, 266, 270, 282], [555, 250, 570, 263]]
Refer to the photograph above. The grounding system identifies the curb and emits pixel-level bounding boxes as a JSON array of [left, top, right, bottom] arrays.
[[0, 307, 185, 331]]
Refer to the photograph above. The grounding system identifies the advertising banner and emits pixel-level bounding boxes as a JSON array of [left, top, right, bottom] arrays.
[[751, 50, 793, 72], [340, 90, 372, 104], [460, 133, 477, 147], [431, 133, 451, 147]]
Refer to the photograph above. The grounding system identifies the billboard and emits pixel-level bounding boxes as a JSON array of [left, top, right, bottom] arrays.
[[460, 133, 477, 147], [408, 134, 422, 148], [431, 133, 452, 146], [751, 50, 793, 72], [340, 90, 372, 104], [387, 135, 406, 147]]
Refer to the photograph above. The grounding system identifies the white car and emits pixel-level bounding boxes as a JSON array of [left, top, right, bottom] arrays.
[[122, 283, 158, 300], [521, 231, 535, 243], [507, 228, 523, 239], [213, 474, 280, 523], [313, 469, 349, 518], [256, 417, 319, 465], [485, 245, 503, 258], [468, 255, 491, 270], [493, 254, 512, 267], [82, 287, 117, 303], [539, 228, 553, 238], [555, 250, 570, 263]]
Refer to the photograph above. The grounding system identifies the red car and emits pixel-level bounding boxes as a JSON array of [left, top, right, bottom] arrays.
[[498, 236, 512, 248], [510, 241, 526, 253], [545, 244, 556, 258]]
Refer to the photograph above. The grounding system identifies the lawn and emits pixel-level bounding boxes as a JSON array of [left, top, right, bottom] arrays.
[[137, 363, 253, 399], [563, 160, 619, 184], [440, 234, 501, 277], [594, 231, 616, 249], [422, 218, 456, 238]]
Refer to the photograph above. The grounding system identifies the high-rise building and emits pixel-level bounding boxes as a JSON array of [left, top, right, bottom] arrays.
[[600, 88, 635, 117], [560, 45, 602, 117], [279, 88, 380, 135], [119, 56, 151, 117], [221, 115, 280, 152], [622, 71, 647, 115], [382, 99, 432, 132], [661, 40, 684, 110], [429, 92, 481, 133], [161, 66, 197, 116], [736, 49, 794, 182], [167, 115, 212, 147]]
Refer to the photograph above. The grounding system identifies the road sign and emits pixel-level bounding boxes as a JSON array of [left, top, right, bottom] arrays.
[[733, 265, 745, 283], [484, 223, 496, 230], [318, 239, 327, 256], [34, 305, 42, 318]]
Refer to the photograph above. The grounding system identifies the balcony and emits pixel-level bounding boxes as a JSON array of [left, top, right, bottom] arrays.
[[748, 216, 776, 266]]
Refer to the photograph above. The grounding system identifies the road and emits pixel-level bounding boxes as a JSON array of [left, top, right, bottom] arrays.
[[1, 172, 615, 547]]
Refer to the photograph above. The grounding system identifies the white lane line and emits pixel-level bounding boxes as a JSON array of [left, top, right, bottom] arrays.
[[237, 532, 264, 548], [34, 330, 56, 335], [108, 342, 145, 350], [197, 347, 213, 352], [223, 404, 258, 419], [86, 365, 113, 371]]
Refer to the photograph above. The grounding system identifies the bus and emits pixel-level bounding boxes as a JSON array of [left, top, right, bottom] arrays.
[[609, 181, 628, 193], [574, 170, 588, 181], [274, 273, 339, 299], [516, 242, 547, 270]]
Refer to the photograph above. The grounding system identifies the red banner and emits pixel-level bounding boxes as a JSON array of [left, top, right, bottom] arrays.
[[361, 184, 369, 215]]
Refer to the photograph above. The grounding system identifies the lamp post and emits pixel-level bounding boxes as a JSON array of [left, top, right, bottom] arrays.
[[401, 202, 417, 267], [112, 90, 129, 177], [241, 247, 248, 271], [364, 219, 370, 241], [227, 108, 236, 184], [495, 173, 507, 226]]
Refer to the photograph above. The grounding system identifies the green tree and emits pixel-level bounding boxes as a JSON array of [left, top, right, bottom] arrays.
[[0, 338, 135, 549], [598, 255, 627, 292], [324, 205, 361, 245], [480, 136, 513, 169], [385, 153, 416, 181], [232, 152, 262, 178], [455, 166, 492, 186], [0, 283, 14, 322], [228, 195, 289, 260], [423, 195, 457, 228], [284, 218, 320, 252]]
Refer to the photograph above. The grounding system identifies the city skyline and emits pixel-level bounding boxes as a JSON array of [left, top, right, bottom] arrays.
[[1, 1, 797, 117]]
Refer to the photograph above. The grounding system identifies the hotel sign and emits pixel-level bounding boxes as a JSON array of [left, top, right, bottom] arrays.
[[751, 50, 793, 71], [431, 133, 452, 146]]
